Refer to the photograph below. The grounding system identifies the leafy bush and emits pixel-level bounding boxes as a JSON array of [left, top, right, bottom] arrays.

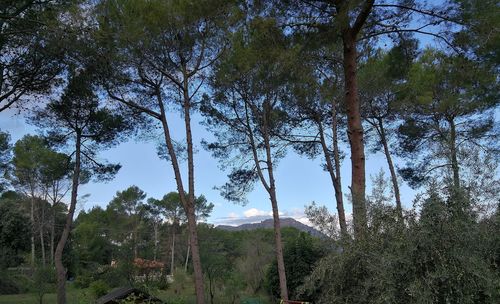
[[265, 232, 325, 300], [89, 279, 110, 298], [100, 264, 132, 288], [33, 266, 56, 304], [74, 272, 94, 289], [0, 275, 21, 294], [298, 193, 500, 304], [0, 272, 32, 295]]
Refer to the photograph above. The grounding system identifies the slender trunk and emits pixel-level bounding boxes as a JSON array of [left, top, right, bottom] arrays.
[[262, 106, 288, 301], [157, 91, 205, 303], [153, 222, 158, 261], [332, 101, 347, 236], [269, 190, 287, 301], [209, 273, 214, 304], [183, 76, 205, 304], [50, 203, 55, 265], [449, 118, 460, 190], [31, 195, 35, 267], [133, 223, 138, 259], [55, 132, 81, 304], [39, 202, 46, 267], [377, 118, 403, 221], [244, 101, 288, 300], [184, 236, 190, 272], [170, 226, 175, 275], [185, 207, 204, 303], [318, 117, 347, 236], [342, 34, 367, 239]]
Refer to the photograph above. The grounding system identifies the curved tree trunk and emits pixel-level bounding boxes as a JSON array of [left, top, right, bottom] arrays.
[[318, 112, 347, 237], [377, 118, 403, 221], [55, 132, 81, 304], [332, 101, 347, 236], [244, 101, 288, 300]]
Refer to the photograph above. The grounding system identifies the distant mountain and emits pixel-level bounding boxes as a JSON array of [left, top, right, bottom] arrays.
[[216, 217, 324, 238]]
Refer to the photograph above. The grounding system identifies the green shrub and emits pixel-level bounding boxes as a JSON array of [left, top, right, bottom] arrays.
[[0, 275, 20, 294], [0, 272, 32, 294], [89, 279, 110, 298], [33, 266, 55, 304], [74, 273, 93, 289]]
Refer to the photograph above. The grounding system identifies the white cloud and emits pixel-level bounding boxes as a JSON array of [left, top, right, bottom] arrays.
[[243, 208, 269, 218], [228, 212, 239, 219]]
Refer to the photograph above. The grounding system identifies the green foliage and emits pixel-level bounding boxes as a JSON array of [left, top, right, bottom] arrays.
[[299, 191, 500, 304], [0, 273, 29, 295], [266, 232, 325, 301], [452, 0, 500, 66], [33, 70, 130, 182], [33, 266, 55, 303], [0, 0, 65, 112], [0, 195, 30, 269], [89, 279, 110, 298], [0, 131, 11, 191]]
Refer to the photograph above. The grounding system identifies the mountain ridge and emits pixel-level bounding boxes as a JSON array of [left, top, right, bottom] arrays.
[[216, 217, 324, 238]]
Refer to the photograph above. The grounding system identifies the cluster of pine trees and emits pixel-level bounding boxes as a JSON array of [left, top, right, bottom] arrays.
[[0, 0, 498, 303]]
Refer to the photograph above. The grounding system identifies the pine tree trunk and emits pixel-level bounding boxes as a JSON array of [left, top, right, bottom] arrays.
[[262, 106, 288, 301], [449, 118, 460, 190], [39, 202, 46, 267], [55, 132, 81, 304], [50, 205, 55, 265], [269, 190, 288, 301], [31, 196, 35, 266], [170, 227, 175, 275], [183, 77, 205, 304], [157, 90, 205, 304], [377, 118, 403, 220], [133, 224, 138, 259], [245, 100, 288, 300], [184, 236, 190, 272], [153, 222, 158, 261], [342, 33, 367, 240], [332, 101, 347, 236], [318, 113, 347, 236], [185, 207, 204, 303]]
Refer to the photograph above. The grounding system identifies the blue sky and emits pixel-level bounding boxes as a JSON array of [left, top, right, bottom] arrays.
[[1, 10, 452, 227], [0, 105, 417, 227]]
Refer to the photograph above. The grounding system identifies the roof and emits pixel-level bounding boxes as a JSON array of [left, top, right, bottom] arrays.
[[133, 258, 165, 269], [96, 287, 163, 304]]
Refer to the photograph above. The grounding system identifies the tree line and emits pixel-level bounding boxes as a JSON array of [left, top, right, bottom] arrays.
[[0, 0, 498, 303]]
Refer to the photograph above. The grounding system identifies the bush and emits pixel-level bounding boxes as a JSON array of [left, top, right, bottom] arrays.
[[265, 232, 324, 300], [0, 272, 32, 295], [33, 266, 55, 304], [0, 275, 21, 294], [298, 194, 500, 304], [89, 279, 110, 298], [74, 273, 93, 289], [100, 264, 131, 288]]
